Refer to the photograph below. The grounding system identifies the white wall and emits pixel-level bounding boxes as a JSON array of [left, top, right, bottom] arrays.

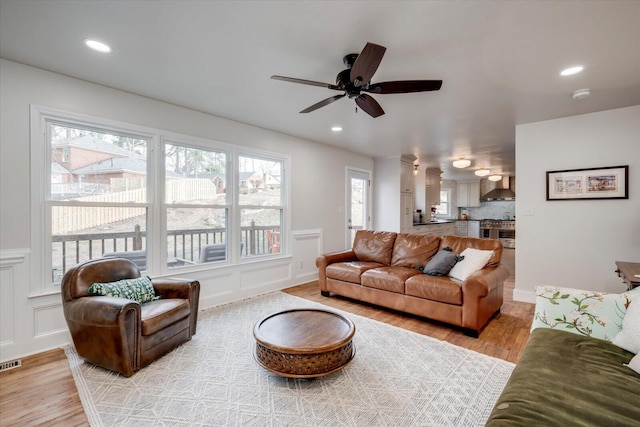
[[373, 156, 402, 232], [514, 105, 640, 303], [0, 59, 373, 361]]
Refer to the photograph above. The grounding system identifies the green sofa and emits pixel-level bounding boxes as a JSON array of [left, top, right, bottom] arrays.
[[486, 286, 640, 426]]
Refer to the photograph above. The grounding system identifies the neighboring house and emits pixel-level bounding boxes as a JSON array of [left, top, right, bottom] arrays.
[[52, 135, 136, 170]]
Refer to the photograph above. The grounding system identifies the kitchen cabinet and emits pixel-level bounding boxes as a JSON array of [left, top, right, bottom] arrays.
[[400, 159, 414, 193], [400, 192, 414, 234], [457, 181, 480, 207], [455, 221, 468, 236], [373, 154, 416, 233], [425, 168, 442, 209], [413, 222, 455, 237], [467, 220, 480, 238]]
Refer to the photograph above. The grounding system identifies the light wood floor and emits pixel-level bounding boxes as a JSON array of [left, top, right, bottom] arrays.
[[0, 249, 533, 426]]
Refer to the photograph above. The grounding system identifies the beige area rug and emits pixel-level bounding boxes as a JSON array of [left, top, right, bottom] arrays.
[[66, 292, 514, 426]]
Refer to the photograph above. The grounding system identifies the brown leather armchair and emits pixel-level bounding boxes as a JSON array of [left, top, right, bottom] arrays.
[[61, 258, 200, 377]]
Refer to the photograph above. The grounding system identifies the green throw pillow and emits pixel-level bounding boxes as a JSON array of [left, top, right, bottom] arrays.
[[531, 285, 640, 342], [88, 275, 158, 304]]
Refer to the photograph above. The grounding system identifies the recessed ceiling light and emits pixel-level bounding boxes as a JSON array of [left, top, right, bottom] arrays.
[[560, 66, 583, 76], [572, 88, 591, 99], [84, 39, 112, 53], [474, 168, 491, 177], [331, 126, 342, 132]]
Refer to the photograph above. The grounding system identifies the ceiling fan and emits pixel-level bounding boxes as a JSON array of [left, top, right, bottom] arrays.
[[271, 42, 442, 118]]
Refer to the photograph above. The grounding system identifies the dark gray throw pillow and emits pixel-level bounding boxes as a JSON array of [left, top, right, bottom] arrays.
[[423, 247, 464, 276]]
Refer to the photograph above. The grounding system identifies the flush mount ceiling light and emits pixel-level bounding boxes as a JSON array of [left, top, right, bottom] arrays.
[[84, 39, 112, 53], [474, 168, 491, 177], [572, 88, 591, 100], [413, 164, 419, 175], [560, 66, 584, 76], [452, 157, 471, 168], [331, 126, 343, 132], [488, 174, 502, 181]]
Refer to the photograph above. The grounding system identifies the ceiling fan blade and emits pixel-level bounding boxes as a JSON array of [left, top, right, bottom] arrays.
[[350, 43, 386, 86], [300, 94, 346, 113], [271, 75, 340, 90], [355, 94, 385, 118], [365, 80, 443, 94]]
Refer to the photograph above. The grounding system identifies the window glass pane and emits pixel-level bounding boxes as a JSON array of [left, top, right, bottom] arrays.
[[166, 207, 227, 266], [165, 144, 227, 205], [50, 123, 147, 201], [51, 206, 147, 284], [240, 208, 282, 256], [436, 190, 449, 215], [238, 156, 282, 206]]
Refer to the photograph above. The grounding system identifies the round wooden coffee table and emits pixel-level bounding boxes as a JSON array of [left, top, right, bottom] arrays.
[[253, 308, 356, 378]]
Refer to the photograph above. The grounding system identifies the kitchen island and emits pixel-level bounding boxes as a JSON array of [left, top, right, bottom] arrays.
[[412, 220, 455, 236]]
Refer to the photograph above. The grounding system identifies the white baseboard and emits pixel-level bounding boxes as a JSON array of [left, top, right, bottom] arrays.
[[513, 288, 536, 304]]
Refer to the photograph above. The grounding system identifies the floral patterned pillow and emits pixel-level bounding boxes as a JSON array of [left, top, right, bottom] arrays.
[[531, 285, 640, 342], [88, 275, 158, 305]]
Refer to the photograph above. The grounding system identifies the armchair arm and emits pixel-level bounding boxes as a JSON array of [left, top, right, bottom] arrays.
[[63, 296, 140, 325], [63, 296, 141, 377], [152, 278, 200, 336]]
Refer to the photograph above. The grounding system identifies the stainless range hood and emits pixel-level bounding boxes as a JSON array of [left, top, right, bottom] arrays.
[[481, 176, 515, 201]]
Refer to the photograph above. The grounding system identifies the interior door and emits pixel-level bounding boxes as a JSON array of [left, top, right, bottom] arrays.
[[346, 169, 371, 247]]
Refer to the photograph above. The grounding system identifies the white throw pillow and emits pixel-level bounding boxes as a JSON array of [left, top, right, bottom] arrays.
[[448, 248, 493, 281], [627, 354, 640, 374], [613, 297, 640, 354]]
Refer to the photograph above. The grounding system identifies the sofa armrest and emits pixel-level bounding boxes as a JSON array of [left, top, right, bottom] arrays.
[[316, 250, 358, 292], [462, 265, 510, 299], [531, 285, 639, 341]]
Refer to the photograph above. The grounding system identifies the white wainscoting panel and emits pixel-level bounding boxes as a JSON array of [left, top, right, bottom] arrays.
[[0, 229, 323, 361]]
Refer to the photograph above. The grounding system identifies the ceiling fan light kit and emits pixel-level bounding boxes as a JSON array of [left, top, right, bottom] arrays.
[[271, 42, 442, 118], [452, 157, 471, 168], [488, 174, 503, 181], [474, 168, 491, 177]]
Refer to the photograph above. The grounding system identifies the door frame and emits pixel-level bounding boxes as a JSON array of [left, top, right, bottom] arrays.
[[345, 167, 372, 248]]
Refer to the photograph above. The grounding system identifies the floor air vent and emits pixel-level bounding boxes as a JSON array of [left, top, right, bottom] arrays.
[[0, 359, 22, 372]]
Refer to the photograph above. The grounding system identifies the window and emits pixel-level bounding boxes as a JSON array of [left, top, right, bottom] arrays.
[[32, 107, 289, 289], [48, 122, 149, 284], [435, 189, 451, 217], [165, 143, 229, 266], [238, 155, 283, 256]]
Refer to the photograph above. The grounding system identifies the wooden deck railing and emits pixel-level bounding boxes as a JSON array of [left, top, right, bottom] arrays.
[[51, 221, 279, 283]]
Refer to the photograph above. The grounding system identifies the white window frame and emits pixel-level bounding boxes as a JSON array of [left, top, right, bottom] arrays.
[[30, 105, 290, 295], [436, 188, 453, 219]]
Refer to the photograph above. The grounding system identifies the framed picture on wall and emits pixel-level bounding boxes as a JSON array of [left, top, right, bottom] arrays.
[[546, 165, 628, 200]]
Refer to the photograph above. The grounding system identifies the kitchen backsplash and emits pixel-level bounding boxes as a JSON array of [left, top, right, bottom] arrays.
[[461, 201, 516, 220]]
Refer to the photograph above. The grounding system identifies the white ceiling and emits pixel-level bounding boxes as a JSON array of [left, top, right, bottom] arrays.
[[1, 0, 639, 180]]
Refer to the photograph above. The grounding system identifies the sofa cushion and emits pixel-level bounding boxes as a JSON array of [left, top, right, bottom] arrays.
[[326, 261, 384, 284], [361, 266, 420, 293], [532, 286, 640, 342], [486, 328, 640, 427], [141, 298, 191, 336], [405, 275, 463, 305], [390, 233, 440, 268], [613, 297, 640, 354], [423, 247, 464, 276], [440, 235, 503, 267], [448, 248, 493, 281], [352, 230, 397, 265]]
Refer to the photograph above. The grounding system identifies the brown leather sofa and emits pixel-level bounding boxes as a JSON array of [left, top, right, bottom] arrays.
[[61, 258, 200, 377], [316, 230, 509, 337]]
